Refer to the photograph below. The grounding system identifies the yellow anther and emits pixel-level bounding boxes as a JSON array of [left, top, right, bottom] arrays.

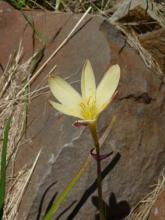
[[79, 99, 97, 120]]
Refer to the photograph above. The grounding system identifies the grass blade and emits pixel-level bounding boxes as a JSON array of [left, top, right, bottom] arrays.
[[0, 116, 12, 219], [21, 11, 48, 45]]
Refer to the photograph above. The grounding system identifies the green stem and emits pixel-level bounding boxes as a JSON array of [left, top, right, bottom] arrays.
[[89, 122, 105, 220]]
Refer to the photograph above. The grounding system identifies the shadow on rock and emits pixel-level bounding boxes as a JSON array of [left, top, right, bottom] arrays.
[[38, 153, 121, 220], [66, 153, 121, 220], [36, 181, 58, 220], [36, 181, 76, 220], [92, 193, 130, 220]]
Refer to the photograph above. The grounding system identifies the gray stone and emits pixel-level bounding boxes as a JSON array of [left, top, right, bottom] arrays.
[[1, 2, 165, 220]]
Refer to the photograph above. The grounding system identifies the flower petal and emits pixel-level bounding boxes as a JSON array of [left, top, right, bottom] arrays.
[[49, 100, 82, 118], [48, 76, 82, 107], [81, 60, 96, 101], [97, 91, 117, 114], [96, 64, 120, 111]]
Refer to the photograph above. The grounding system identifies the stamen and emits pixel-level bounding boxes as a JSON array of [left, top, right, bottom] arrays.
[[79, 97, 97, 120]]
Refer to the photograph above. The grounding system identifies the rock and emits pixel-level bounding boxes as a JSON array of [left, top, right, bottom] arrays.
[[149, 190, 165, 220], [1, 2, 165, 220], [0, 1, 32, 74]]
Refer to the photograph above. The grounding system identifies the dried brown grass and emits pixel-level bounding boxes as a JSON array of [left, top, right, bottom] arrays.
[[0, 8, 92, 219], [108, 0, 165, 219], [109, 0, 165, 78], [0, 1, 165, 219], [126, 169, 165, 220], [4, 150, 41, 220], [0, 42, 42, 219]]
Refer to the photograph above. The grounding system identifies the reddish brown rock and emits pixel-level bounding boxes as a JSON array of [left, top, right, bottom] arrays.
[[149, 190, 165, 220], [1, 2, 165, 220]]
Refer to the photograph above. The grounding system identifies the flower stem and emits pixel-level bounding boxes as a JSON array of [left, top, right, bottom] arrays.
[[89, 122, 105, 220]]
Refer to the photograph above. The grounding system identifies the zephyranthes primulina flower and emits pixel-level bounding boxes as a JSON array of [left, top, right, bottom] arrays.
[[48, 60, 120, 124], [48, 60, 120, 220]]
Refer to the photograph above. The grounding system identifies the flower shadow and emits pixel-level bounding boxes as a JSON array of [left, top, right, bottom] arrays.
[[38, 153, 124, 220], [92, 193, 130, 220], [66, 153, 121, 220], [37, 180, 76, 220]]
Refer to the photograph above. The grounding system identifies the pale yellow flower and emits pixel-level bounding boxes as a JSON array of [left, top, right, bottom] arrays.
[[48, 60, 120, 124]]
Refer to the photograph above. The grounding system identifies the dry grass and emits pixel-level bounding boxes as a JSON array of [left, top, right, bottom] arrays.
[[126, 169, 165, 220], [4, 150, 41, 220], [0, 42, 43, 220], [0, 43, 30, 160], [109, 0, 165, 78], [0, 0, 165, 219], [0, 42, 43, 161], [108, 1, 165, 217], [113, 23, 163, 77], [0, 8, 93, 219]]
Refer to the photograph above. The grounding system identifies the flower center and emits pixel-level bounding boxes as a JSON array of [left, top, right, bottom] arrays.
[[80, 97, 97, 120]]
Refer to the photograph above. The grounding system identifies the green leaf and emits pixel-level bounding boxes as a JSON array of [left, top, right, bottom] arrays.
[[5, 0, 26, 9], [55, 0, 62, 10], [0, 116, 12, 219], [21, 11, 48, 45], [43, 161, 89, 220]]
